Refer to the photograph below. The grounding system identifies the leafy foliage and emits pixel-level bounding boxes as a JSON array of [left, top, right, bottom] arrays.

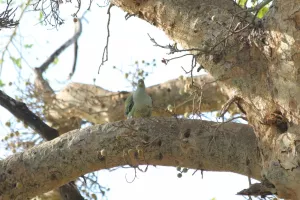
[[0, 80, 4, 87], [10, 57, 22, 68], [257, 6, 269, 18], [113, 59, 157, 89]]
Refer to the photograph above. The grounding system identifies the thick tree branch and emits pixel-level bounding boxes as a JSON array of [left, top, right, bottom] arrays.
[[0, 91, 85, 199], [0, 118, 261, 199], [43, 74, 230, 126]]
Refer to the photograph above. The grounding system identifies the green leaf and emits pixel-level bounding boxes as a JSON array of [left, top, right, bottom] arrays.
[[24, 44, 33, 48], [39, 11, 43, 21], [0, 59, 3, 65], [53, 57, 59, 65], [238, 0, 247, 8], [10, 57, 22, 68], [257, 6, 269, 18], [0, 80, 5, 87]]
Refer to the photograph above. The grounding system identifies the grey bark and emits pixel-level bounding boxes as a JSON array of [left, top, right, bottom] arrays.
[[2, 0, 300, 199], [0, 118, 259, 199], [35, 74, 229, 132], [108, 0, 300, 199]]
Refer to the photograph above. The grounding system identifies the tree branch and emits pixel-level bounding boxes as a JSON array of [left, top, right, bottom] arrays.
[[42, 74, 231, 126], [0, 0, 19, 29], [0, 118, 261, 199], [35, 19, 82, 74], [0, 91, 85, 200], [0, 90, 58, 140], [0, 0, 30, 76]]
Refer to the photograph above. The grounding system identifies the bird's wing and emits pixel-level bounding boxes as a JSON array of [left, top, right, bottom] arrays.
[[125, 94, 134, 116]]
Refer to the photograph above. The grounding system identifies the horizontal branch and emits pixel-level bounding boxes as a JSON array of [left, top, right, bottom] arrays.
[[44, 74, 229, 126], [0, 117, 261, 199], [0, 90, 85, 200]]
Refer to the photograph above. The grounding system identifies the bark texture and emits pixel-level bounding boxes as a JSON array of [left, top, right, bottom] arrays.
[[108, 0, 300, 199], [0, 118, 260, 199], [0, 91, 84, 200], [35, 74, 229, 133], [2, 0, 300, 199]]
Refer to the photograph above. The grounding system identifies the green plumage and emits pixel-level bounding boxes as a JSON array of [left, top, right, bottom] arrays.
[[125, 79, 152, 118]]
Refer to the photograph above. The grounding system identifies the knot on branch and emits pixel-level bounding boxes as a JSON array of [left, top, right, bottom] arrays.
[[179, 128, 196, 154], [237, 181, 276, 197], [261, 110, 288, 133]]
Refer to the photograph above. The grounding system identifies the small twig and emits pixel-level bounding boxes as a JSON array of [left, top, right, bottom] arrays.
[[125, 168, 138, 183], [29, 0, 64, 27], [0, 0, 19, 29], [219, 96, 241, 118], [148, 34, 207, 54], [68, 40, 78, 79], [162, 54, 194, 65], [98, 4, 114, 73], [125, 13, 136, 20], [0, 0, 29, 76], [72, 0, 82, 17], [88, 0, 93, 10], [68, 15, 86, 79], [37, 17, 82, 73], [192, 169, 198, 176]]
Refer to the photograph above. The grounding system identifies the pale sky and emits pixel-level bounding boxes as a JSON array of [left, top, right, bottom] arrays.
[[0, 1, 259, 200]]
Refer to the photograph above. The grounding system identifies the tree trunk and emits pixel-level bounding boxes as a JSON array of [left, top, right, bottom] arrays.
[[106, 0, 300, 199], [4, 0, 300, 199]]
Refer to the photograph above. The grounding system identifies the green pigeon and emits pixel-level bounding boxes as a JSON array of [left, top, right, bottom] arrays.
[[125, 79, 152, 118]]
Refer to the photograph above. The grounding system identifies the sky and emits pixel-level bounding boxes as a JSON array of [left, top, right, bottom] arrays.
[[0, 1, 260, 200]]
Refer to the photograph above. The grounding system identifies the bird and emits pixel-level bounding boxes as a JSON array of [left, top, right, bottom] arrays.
[[125, 79, 152, 118]]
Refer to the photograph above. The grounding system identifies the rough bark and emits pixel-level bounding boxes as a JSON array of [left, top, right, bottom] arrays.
[[108, 0, 300, 199], [3, 0, 299, 199], [0, 91, 84, 199], [36, 74, 229, 127], [0, 118, 260, 200]]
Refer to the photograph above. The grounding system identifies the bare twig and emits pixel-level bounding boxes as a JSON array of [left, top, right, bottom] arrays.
[[219, 96, 242, 118], [98, 4, 114, 73], [125, 167, 138, 183], [0, 0, 19, 29], [73, 0, 82, 17], [0, 0, 30, 76], [68, 40, 79, 79], [29, 0, 64, 27], [148, 34, 207, 54], [36, 18, 82, 73]]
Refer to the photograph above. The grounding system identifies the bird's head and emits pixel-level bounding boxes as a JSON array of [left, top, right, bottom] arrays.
[[137, 79, 145, 88]]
